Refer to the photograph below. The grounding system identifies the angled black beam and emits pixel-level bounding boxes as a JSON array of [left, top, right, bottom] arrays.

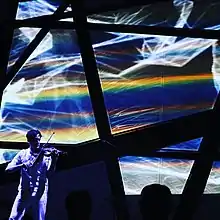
[[0, 0, 19, 105], [113, 110, 212, 156], [0, 109, 212, 154], [70, 1, 129, 220], [13, 19, 77, 28], [12, 20, 220, 40], [4, 141, 220, 161], [0, 140, 205, 161], [173, 94, 220, 220], [88, 23, 220, 39], [70, 1, 111, 140], [4, 3, 68, 92], [142, 150, 200, 161]]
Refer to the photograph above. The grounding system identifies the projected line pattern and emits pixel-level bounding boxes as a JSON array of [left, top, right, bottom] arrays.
[[3, 0, 220, 144], [2, 28, 98, 144], [119, 156, 194, 194], [1, 0, 220, 195], [85, 0, 220, 136], [16, 0, 59, 20], [120, 156, 220, 194], [89, 0, 220, 194]]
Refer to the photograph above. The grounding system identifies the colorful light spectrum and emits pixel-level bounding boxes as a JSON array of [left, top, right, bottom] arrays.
[[91, 30, 218, 134], [1, 0, 220, 195], [3, 28, 98, 144], [88, 0, 220, 194], [3, 0, 220, 143]]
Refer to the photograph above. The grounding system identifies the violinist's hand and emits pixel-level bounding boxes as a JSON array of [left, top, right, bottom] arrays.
[[51, 149, 59, 157]]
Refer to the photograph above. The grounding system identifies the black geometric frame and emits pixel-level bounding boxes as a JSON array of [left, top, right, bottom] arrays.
[[1, 0, 220, 220]]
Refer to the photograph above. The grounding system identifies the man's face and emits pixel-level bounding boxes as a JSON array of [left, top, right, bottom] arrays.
[[29, 134, 41, 151]]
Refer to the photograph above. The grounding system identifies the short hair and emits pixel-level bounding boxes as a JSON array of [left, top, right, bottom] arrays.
[[139, 184, 172, 218], [26, 129, 42, 142]]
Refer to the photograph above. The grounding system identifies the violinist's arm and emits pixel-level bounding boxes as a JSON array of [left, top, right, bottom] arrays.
[[6, 163, 24, 173], [5, 150, 25, 173]]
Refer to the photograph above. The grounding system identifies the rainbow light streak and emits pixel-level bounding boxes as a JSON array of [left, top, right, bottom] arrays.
[[1, 0, 220, 196], [90, 0, 220, 195], [3, 0, 220, 145], [85, 0, 220, 135], [2, 28, 98, 144]]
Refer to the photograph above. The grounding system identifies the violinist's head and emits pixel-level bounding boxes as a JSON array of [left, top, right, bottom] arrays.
[[26, 129, 42, 152]]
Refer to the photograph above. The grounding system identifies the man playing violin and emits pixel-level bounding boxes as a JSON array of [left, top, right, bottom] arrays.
[[5, 129, 59, 220]]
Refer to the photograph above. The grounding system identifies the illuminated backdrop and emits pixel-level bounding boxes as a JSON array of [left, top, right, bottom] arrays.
[[3, 0, 220, 143], [88, 0, 220, 133], [120, 156, 220, 194], [4, 28, 98, 144], [0, 0, 220, 194], [91, 0, 220, 194]]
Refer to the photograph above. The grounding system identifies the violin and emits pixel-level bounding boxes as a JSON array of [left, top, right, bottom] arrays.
[[29, 132, 67, 167], [42, 145, 67, 156]]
